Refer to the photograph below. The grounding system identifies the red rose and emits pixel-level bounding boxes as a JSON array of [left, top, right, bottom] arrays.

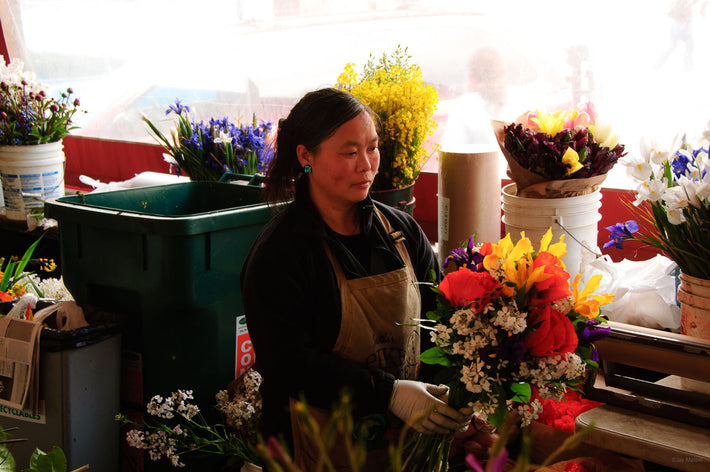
[[439, 268, 501, 309], [524, 305, 578, 357], [530, 252, 572, 306]]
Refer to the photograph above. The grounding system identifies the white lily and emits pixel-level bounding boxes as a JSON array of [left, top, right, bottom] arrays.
[[634, 178, 666, 204], [626, 155, 653, 181], [676, 176, 703, 208], [663, 186, 691, 212], [640, 135, 671, 166], [213, 130, 232, 145], [663, 206, 686, 225]]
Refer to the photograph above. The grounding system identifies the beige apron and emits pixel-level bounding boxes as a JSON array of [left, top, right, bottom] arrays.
[[290, 208, 422, 471]]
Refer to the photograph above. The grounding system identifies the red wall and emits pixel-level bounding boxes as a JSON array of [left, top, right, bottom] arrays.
[[63, 136, 169, 187]]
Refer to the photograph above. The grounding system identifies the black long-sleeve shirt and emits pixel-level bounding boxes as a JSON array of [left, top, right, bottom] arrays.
[[240, 179, 441, 442]]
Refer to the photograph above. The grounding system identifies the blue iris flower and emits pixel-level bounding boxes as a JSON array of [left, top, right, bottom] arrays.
[[603, 220, 639, 249], [671, 151, 691, 177], [166, 99, 190, 116]]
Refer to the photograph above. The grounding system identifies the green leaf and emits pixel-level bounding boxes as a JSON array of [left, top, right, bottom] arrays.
[[25, 446, 67, 472], [0, 449, 16, 472], [510, 382, 531, 404], [487, 401, 508, 430], [0, 426, 16, 472], [419, 347, 452, 366]]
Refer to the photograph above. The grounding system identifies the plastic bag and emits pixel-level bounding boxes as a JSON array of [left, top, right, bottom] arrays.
[[33, 301, 89, 330], [581, 254, 680, 331]]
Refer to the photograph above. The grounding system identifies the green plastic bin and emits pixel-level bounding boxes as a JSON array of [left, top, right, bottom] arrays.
[[44, 182, 274, 414]]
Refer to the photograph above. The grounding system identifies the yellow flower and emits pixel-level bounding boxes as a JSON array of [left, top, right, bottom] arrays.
[[531, 109, 565, 136], [561, 147, 584, 175], [482, 233, 515, 272], [571, 274, 615, 318], [483, 232, 553, 297], [335, 46, 439, 190], [538, 228, 567, 259]]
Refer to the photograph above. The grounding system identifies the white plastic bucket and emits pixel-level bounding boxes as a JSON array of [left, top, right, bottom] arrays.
[[501, 183, 602, 276], [0, 141, 65, 221]]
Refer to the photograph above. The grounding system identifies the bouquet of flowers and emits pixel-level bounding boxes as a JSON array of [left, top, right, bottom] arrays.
[[117, 368, 263, 470], [604, 130, 710, 280], [144, 99, 274, 181], [492, 104, 626, 197], [336, 45, 439, 191], [404, 230, 612, 471], [0, 56, 83, 145]]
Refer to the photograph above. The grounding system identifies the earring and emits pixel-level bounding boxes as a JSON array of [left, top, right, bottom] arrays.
[[303, 164, 312, 174]]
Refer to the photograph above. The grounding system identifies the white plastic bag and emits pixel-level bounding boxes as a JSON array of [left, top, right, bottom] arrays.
[[581, 254, 680, 331]]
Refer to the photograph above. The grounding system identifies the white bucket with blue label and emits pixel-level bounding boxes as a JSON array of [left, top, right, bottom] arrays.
[[0, 140, 65, 221]]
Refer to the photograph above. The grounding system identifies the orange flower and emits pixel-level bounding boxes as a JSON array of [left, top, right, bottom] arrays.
[[529, 252, 572, 306], [571, 274, 615, 318]]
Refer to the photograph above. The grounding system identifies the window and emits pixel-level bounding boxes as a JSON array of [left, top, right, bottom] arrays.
[[4, 0, 709, 188]]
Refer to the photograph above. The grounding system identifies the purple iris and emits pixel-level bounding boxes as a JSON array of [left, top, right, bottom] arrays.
[[603, 220, 639, 249], [581, 319, 611, 343], [479, 335, 527, 366], [443, 235, 484, 271], [166, 99, 190, 115]]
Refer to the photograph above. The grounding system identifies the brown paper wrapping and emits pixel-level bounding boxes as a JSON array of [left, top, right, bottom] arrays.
[[438, 147, 501, 265], [491, 119, 608, 198]]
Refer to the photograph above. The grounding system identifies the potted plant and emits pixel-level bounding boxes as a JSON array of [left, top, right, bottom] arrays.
[[0, 56, 83, 221], [604, 130, 710, 339], [335, 46, 439, 213], [143, 99, 274, 183]]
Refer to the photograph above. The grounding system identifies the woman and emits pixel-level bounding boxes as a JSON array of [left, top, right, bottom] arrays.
[[240, 88, 471, 470]]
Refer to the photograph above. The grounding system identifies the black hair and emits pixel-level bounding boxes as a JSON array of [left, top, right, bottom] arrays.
[[264, 87, 377, 205]]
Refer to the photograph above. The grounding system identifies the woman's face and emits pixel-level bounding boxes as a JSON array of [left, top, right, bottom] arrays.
[[298, 111, 380, 209]]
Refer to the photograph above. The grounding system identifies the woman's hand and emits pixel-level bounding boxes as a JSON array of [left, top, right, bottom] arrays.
[[388, 380, 472, 434]]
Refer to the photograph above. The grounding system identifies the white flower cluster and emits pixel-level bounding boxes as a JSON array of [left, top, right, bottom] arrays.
[[216, 368, 263, 432], [469, 396, 500, 423], [629, 133, 710, 224], [146, 390, 199, 420], [486, 302, 527, 334], [0, 56, 47, 94], [516, 398, 543, 427], [430, 291, 586, 424], [26, 275, 74, 301], [125, 422, 185, 467], [516, 352, 585, 395]]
